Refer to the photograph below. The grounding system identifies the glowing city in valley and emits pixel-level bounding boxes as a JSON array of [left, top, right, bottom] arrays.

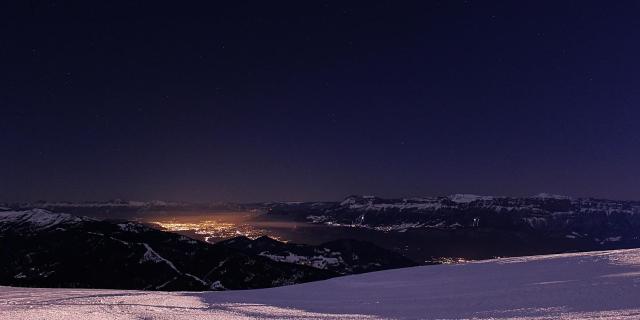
[[150, 218, 283, 242]]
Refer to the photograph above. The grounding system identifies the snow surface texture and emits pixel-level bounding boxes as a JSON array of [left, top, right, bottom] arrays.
[[0, 209, 91, 230], [2, 248, 640, 319]]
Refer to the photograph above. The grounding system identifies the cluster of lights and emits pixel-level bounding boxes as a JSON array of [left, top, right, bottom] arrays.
[[151, 219, 282, 243], [431, 257, 468, 264]]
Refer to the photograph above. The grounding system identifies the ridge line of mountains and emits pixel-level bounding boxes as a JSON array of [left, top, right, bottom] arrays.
[[0, 208, 415, 291], [260, 194, 640, 261], [3, 193, 640, 291]]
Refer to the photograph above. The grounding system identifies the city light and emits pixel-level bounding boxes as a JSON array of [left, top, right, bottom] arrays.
[[151, 218, 282, 242]]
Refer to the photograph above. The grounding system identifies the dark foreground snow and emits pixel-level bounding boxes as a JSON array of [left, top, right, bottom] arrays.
[[2, 248, 640, 319]]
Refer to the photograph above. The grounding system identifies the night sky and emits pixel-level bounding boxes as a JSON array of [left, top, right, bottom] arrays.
[[2, 1, 640, 202]]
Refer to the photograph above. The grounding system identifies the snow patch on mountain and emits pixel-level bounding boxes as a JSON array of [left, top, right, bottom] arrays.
[[533, 193, 571, 200], [117, 222, 148, 233], [0, 209, 92, 230], [139, 243, 208, 286], [140, 243, 180, 272], [339, 196, 446, 211], [259, 251, 342, 269], [448, 194, 494, 203]]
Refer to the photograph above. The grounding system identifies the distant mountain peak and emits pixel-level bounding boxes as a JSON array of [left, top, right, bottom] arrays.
[[533, 193, 571, 200], [447, 194, 494, 203], [340, 195, 378, 206], [0, 209, 93, 230]]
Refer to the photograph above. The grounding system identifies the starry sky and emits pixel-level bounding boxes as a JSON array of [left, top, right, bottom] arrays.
[[2, 1, 640, 202]]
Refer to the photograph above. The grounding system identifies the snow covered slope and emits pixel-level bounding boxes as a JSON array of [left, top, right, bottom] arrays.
[[0, 209, 92, 231], [2, 248, 640, 319]]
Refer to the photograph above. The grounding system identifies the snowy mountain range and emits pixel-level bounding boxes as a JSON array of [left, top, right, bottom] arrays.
[[267, 194, 640, 233], [262, 194, 640, 260], [0, 209, 411, 291], [0, 209, 334, 290]]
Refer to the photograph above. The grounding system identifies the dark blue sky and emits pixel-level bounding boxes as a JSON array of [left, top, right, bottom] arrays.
[[1, 1, 640, 202]]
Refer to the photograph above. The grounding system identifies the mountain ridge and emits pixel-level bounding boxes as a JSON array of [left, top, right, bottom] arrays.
[[0, 209, 334, 291], [0, 209, 415, 291]]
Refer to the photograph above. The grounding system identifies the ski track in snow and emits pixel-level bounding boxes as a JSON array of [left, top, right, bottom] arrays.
[[139, 243, 208, 287], [2, 248, 640, 319]]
